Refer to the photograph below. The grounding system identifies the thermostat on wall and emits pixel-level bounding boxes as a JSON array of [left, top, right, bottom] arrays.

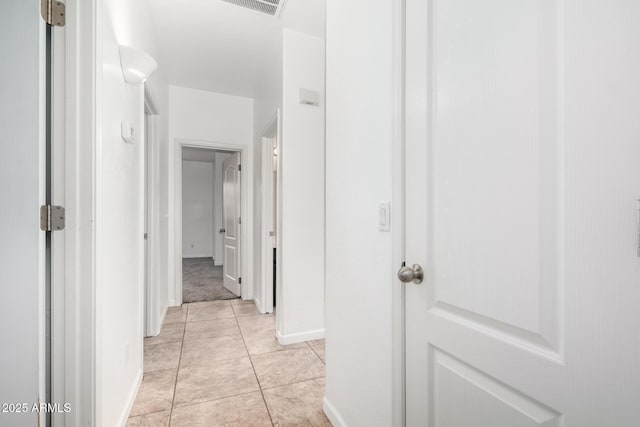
[[121, 121, 135, 144]]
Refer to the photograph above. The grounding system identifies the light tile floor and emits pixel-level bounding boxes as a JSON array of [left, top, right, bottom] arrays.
[[127, 300, 330, 426]]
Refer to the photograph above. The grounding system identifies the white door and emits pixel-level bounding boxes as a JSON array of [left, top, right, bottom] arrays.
[[404, 1, 640, 426], [0, 1, 47, 425], [223, 152, 242, 296]]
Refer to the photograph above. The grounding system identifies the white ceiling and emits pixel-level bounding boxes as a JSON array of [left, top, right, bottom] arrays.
[[148, 0, 326, 98]]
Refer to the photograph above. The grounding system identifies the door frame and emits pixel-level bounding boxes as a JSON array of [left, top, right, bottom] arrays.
[[51, 3, 66, 424], [49, 0, 99, 425], [143, 85, 160, 336], [174, 139, 249, 305], [260, 110, 281, 314], [391, 0, 407, 426]]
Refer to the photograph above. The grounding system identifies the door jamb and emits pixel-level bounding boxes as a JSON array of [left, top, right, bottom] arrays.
[[260, 110, 281, 315], [50, 4, 66, 425], [50, 0, 99, 425], [174, 139, 249, 305], [392, 0, 407, 426], [143, 85, 160, 337]]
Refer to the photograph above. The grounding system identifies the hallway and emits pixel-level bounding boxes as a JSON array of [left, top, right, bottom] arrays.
[[128, 300, 329, 426]]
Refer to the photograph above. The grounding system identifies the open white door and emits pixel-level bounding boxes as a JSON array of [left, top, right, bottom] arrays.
[[222, 152, 242, 296], [0, 1, 47, 425], [404, 1, 640, 426]]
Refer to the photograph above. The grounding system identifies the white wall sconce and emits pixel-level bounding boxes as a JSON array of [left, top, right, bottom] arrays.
[[118, 45, 157, 84]]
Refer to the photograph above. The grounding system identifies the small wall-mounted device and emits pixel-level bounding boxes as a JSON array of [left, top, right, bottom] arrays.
[[379, 202, 391, 232], [121, 121, 135, 144], [299, 88, 320, 106]]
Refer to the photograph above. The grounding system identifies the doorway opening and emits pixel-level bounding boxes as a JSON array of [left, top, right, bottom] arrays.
[[261, 111, 280, 315], [180, 146, 242, 303]]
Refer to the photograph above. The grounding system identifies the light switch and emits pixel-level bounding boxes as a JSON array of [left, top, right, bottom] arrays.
[[299, 88, 320, 106], [121, 121, 135, 144], [379, 202, 391, 232]]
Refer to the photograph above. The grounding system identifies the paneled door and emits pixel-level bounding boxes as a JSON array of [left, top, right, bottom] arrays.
[[222, 152, 242, 296], [404, 1, 640, 426]]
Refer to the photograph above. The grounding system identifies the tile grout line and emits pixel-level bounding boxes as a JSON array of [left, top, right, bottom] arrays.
[[260, 375, 327, 392], [306, 341, 326, 365], [168, 303, 189, 427], [233, 304, 276, 427], [171, 389, 263, 412], [135, 301, 327, 425]]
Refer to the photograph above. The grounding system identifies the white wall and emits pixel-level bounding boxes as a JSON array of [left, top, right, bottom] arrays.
[[182, 160, 214, 258], [214, 152, 232, 265], [99, 0, 169, 423], [105, 0, 170, 345], [96, 6, 147, 426], [324, 0, 396, 426], [277, 30, 326, 342], [168, 86, 254, 303]]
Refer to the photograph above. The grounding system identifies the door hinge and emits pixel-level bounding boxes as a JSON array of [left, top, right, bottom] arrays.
[[41, 0, 66, 26], [239, 277, 242, 285], [40, 205, 65, 232], [238, 217, 242, 225], [238, 164, 242, 172]]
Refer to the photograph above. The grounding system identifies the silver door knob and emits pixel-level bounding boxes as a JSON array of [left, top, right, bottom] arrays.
[[398, 264, 424, 284]]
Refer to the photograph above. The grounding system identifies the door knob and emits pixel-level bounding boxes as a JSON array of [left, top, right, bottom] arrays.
[[219, 228, 226, 233], [398, 264, 424, 284]]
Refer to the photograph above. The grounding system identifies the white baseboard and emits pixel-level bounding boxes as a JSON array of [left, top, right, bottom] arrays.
[[276, 328, 325, 345], [154, 304, 168, 335], [254, 297, 263, 313], [119, 368, 143, 427], [160, 303, 168, 324], [323, 397, 347, 427]]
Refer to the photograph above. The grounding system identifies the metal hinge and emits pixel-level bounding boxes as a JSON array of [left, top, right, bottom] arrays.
[[239, 277, 242, 285], [41, 0, 65, 26], [238, 164, 242, 172], [238, 217, 242, 225], [40, 205, 65, 231]]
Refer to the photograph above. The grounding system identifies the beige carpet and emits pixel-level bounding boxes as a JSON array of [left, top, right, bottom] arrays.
[[182, 258, 238, 303]]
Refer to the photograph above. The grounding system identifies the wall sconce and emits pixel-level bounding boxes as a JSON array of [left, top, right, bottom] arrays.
[[118, 45, 157, 84]]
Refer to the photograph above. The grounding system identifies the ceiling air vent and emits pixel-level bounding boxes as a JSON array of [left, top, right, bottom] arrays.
[[222, 0, 283, 16]]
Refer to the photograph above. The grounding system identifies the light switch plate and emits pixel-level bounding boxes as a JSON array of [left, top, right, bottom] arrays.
[[379, 202, 391, 232], [299, 88, 320, 106], [121, 121, 135, 144]]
